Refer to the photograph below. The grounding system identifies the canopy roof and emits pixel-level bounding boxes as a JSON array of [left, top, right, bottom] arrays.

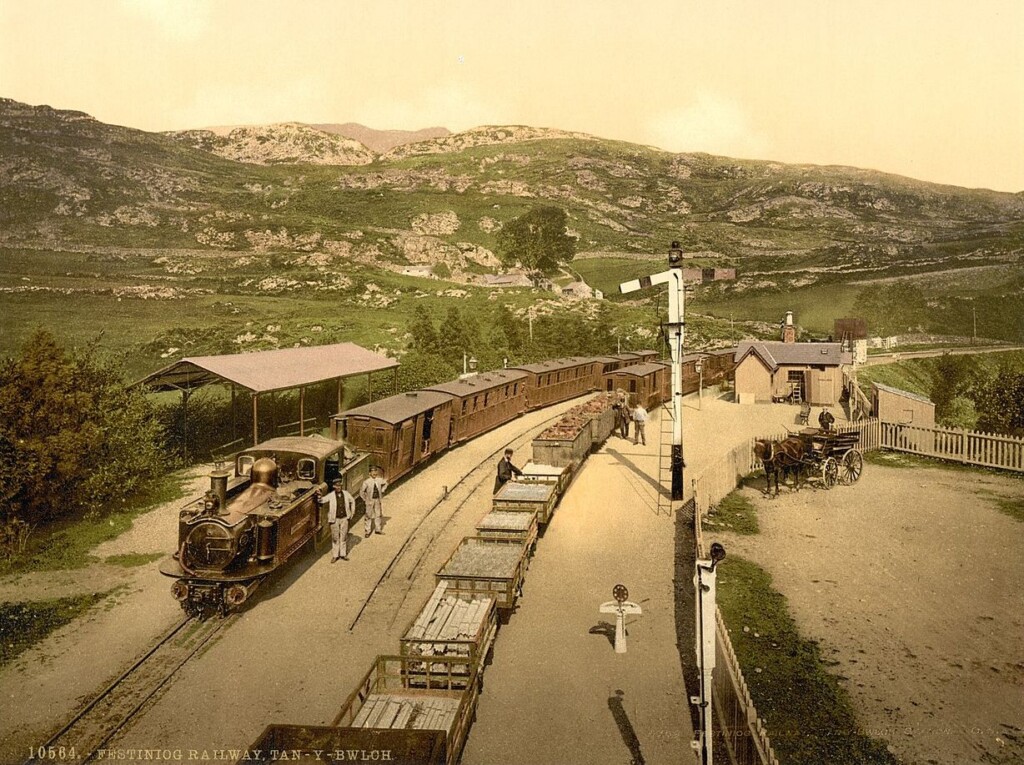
[[134, 342, 399, 394]]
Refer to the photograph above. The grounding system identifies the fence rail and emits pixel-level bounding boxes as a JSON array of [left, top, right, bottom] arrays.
[[881, 423, 1024, 472]]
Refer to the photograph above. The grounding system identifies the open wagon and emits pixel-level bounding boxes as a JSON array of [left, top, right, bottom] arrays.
[[796, 428, 864, 489], [435, 536, 529, 614]]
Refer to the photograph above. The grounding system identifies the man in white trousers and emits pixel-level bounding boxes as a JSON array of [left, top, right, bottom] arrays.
[[318, 478, 355, 562], [359, 465, 388, 537]]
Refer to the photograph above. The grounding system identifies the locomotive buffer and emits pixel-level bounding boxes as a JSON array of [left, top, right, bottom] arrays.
[[619, 242, 688, 500]]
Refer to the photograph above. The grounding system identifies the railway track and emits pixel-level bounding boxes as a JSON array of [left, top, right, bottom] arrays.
[[349, 402, 586, 632], [24, 614, 237, 764]]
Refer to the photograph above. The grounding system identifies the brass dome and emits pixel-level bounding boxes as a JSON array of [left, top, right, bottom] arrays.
[[250, 457, 279, 488]]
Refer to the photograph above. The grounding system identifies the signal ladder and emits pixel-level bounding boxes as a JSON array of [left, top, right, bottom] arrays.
[[656, 406, 679, 516]]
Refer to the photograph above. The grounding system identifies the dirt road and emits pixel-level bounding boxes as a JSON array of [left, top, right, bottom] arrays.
[[718, 464, 1024, 765]]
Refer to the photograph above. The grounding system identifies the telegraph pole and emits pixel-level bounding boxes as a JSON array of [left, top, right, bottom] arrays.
[[619, 241, 687, 499]]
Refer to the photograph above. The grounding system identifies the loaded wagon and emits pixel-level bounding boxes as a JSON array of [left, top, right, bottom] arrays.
[[436, 536, 529, 614], [492, 480, 559, 525], [335, 655, 479, 765], [519, 462, 571, 497], [400, 582, 498, 678], [476, 509, 539, 553]]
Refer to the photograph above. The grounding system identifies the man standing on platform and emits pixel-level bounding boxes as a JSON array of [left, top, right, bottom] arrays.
[[318, 478, 355, 562], [359, 465, 388, 537], [632, 402, 648, 446], [493, 448, 523, 494]]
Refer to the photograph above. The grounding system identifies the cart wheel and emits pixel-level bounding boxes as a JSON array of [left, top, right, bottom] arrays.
[[840, 449, 863, 485], [821, 457, 839, 489]]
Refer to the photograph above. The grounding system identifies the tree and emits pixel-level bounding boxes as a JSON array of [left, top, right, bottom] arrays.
[[0, 330, 165, 551], [496, 206, 576, 274], [408, 306, 440, 355]]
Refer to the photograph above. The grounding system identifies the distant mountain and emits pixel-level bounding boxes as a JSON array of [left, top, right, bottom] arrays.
[[1, 96, 1022, 289], [311, 122, 450, 153], [165, 122, 375, 166]]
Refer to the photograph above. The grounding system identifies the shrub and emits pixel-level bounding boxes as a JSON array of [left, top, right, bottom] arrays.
[[0, 329, 165, 555]]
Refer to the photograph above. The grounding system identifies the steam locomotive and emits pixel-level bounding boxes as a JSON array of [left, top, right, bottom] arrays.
[[159, 436, 369, 617]]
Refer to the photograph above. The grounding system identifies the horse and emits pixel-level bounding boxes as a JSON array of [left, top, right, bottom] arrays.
[[753, 437, 807, 496]]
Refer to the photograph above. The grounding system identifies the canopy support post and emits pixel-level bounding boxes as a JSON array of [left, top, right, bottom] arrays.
[[252, 392, 259, 446]]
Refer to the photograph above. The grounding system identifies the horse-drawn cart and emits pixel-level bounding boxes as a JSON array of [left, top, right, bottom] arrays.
[[796, 428, 863, 488]]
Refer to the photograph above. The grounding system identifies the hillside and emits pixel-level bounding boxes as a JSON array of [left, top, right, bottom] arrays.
[[1, 96, 1022, 372]]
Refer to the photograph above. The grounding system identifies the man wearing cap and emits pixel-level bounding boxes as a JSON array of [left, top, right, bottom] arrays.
[[818, 407, 835, 433], [318, 478, 355, 562], [494, 448, 523, 494], [359, 465, 388, 537]]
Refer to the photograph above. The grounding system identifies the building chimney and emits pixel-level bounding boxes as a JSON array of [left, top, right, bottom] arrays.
[[782, 311, 797, 343]]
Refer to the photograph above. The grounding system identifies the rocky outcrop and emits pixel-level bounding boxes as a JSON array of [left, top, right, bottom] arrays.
[[165, 123, 376, 166]]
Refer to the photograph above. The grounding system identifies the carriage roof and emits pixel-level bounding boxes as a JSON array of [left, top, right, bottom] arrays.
[[338, 390, 454, 425], [242, 435, 345, 461]]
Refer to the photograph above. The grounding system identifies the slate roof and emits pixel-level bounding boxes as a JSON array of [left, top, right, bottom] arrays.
[[734, 341, 851, 369], [872, 382, 934, 405]]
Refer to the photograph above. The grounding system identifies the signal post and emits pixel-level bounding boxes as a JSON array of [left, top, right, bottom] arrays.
[[619, 241, 688, 499]]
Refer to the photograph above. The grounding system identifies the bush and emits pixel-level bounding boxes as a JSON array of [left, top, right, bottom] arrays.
[[0, 329, 165, 555]]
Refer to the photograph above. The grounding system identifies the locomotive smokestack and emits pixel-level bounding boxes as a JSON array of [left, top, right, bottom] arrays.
[[210, 468, 229, 514]]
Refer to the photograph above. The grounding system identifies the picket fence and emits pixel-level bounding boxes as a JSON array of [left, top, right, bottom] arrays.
[[691, 440, 780, 765]]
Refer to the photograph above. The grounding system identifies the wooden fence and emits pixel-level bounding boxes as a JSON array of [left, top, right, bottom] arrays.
[[881, 423, 1024, 472], [692, 441, 780, 765]]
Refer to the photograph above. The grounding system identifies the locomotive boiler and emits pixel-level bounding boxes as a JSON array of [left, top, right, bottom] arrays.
[[159, 436, 369, 617]]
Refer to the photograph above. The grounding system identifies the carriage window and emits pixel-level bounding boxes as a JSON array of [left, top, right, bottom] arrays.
[[606, 379, 614, 391], [462, 400, 468, 414], [473, 395, 479, 410], [324, 456, 341, 485], [237, 455, 255, 476], [629, 380, 637, 393], [484, 392, 490, 406], [504, 385, 509, 397], [296, 458, 317, 481], [513, 383, 519, 395]]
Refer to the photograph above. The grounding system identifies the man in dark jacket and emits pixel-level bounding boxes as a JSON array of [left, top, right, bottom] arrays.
[[818, 408, 836, 432], [494, 448, 523, 494]]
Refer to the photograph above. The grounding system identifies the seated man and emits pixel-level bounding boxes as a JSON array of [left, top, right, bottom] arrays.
[[818, 408, 836, 432]]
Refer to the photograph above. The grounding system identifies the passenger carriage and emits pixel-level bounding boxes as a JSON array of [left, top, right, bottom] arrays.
[[332, 391, 454, 482], [424, 369, 528, 444], [604, 362, 670, 409], [509, 357, 602, 410]]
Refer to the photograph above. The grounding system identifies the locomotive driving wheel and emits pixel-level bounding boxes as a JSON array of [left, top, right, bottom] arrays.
[[840, 449, 863, 485], [820, 457, 839, 489]]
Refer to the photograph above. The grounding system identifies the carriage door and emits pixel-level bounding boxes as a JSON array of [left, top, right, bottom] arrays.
[[399, 420, 416, 470], [421, 409, 435, 456]]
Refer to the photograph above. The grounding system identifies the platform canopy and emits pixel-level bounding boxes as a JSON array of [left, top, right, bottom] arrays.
[[134, 342, 398, 394], [134, 343, 400, 449]]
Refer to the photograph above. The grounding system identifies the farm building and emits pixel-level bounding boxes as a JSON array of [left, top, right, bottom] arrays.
[[871, 382, 936, 428], [733, 341, 852, 405]]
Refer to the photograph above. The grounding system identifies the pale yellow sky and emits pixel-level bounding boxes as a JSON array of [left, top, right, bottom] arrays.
[[1, 0, 1021, 191]]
